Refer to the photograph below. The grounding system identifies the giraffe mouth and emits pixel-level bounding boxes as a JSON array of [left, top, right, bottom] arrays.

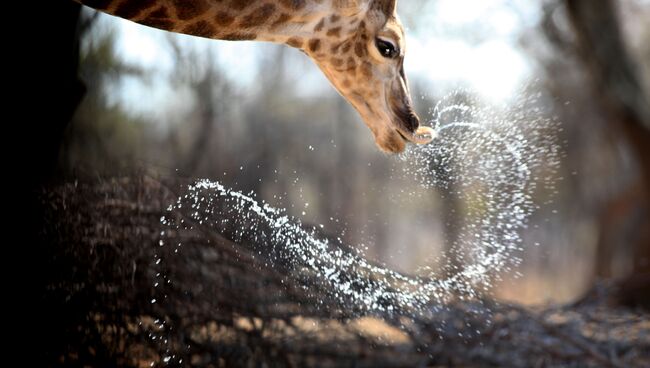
[[395, 126, 437, 145], [386, 89, 436, 146]]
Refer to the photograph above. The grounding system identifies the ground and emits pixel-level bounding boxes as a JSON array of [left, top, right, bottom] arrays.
[[37, 177, 650, 367]]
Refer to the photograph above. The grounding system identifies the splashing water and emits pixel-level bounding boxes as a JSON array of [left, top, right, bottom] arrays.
[[151, 89, 560, 359], [401, 90, 559, 291]]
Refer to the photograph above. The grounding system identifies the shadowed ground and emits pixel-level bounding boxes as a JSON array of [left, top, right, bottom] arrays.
[[38, 177, 650, 367]]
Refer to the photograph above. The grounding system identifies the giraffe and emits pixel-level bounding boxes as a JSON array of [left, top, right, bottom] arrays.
[[74, 0, 436, 153]]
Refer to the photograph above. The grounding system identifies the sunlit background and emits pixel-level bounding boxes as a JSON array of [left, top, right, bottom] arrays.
[[63, 0, 650, 305]]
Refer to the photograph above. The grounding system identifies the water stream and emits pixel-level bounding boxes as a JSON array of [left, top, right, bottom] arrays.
[[151, 90, 560, 363]]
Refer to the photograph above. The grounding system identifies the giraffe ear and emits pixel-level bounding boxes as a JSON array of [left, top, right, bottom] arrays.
[[374, 0, 397, 16]]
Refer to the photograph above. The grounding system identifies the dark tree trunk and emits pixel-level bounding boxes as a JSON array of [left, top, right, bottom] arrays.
[[564, 0, 650, 306], [187, 67, 217, 173]]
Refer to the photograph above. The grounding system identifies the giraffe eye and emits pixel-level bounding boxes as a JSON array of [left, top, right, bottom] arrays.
[[376, 38, 399, 59]]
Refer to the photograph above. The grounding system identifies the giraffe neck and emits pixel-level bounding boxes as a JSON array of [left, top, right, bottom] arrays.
[[77, 0, 367, 46]]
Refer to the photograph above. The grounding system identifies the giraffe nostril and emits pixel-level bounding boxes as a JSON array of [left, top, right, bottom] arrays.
[[407, 113, 420, 131], [391, 104, 420, 133]]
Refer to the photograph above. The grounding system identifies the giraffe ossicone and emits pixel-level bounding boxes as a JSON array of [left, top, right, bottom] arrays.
[[76, 0, 435, 153]]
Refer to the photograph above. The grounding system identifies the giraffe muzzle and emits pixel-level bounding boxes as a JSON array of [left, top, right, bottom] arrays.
[[389, 95, 436, 146]]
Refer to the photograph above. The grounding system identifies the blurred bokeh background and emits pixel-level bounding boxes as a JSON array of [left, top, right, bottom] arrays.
[[59, 0, 650, 305]]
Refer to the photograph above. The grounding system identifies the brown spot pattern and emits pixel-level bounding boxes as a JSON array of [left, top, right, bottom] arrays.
[[355, 42, 366, 57], [114, 0, 157, 19], [182, 20, 216, 38], [229, 0, 255, 11], [331, 58, 344, 67], [346, 57, 356, 69], [140, 17, 175, 30], [240, 3, 277, 28], [308, 39, 321, 52], [171, 0, 209, 20], [223, 32, 257, 41], [314, 18, 325, 32], [279, 0, 306, 10], [215, 11, 235, 27], [287, 37, 304, 48], [326, 27, 341, 38], [272, 13, 292, 29], [361, 62, 373, 78], [147, 6, 169, 19]]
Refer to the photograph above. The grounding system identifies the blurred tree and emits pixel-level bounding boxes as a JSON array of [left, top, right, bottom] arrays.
[[61, 26, 148, 175], [562, 0, 650, 306], [166, 38, 233, 175]]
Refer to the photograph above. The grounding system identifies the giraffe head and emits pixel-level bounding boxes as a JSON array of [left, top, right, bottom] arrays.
[[295, 0, 435, 153], [79, 0, 433, 153]]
